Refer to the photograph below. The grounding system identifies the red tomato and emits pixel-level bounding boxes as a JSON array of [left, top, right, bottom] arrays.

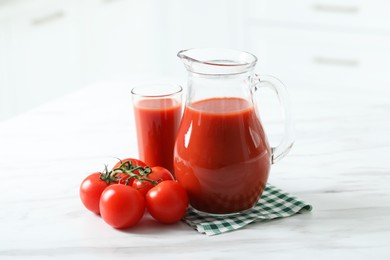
[[114, 173, 136, 186], [79, 172, 108, 215], [132, 179, 154, 197], [99, 184, 145, 229], [112, 158, 148, 186], [146, 180, 188, 224], [150, 166, 175, 182], [132, 166, 174, 196], [112, 158, 147, 170]]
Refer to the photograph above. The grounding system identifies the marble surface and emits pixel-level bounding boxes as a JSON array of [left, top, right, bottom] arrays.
[[0, 79, 389, 259]]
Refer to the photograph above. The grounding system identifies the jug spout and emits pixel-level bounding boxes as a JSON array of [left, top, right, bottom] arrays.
[[177, 49, 192, 70], [177, 48, 257, 75]]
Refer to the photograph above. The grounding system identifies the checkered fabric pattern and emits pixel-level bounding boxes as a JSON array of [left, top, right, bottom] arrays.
[[182, 183, 312, 236]]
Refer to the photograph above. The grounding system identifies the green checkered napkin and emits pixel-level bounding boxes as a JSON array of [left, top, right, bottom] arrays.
[[182, 183, 312, 236]]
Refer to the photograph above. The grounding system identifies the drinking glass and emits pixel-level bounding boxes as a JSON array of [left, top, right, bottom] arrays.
[[131, 84, 182, 173]]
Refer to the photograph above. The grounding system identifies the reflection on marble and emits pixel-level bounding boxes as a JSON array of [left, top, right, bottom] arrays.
[[0, 79, 389, 259]]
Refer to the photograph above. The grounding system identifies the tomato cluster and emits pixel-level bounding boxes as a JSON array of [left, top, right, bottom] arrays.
[[79, 158, 189, 229]]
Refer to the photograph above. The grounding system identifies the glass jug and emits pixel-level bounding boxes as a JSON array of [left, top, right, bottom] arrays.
[[173, 48, 294, 215]]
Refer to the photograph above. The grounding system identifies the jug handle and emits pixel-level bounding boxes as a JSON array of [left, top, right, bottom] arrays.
[[254, 75, 295, 164]]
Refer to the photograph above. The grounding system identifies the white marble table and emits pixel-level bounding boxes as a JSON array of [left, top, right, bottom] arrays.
[[0, 79, 389, 259]]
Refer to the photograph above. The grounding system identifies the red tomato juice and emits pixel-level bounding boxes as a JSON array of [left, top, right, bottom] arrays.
[[134, 98, 181, 173], [174, 97, 271, 214]]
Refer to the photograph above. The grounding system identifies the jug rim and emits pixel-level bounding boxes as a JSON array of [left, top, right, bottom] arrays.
[[177, 48, 258, 75]]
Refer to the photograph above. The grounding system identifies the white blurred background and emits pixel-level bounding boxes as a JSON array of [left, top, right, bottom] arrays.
[[1, 0, 390, 121]]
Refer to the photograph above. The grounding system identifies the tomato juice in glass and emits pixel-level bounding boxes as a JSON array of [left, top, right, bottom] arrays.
[[132, 84, 182, 173], [174, 97, 272, 215]]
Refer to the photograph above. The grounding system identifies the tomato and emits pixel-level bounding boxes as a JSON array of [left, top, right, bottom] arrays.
[[132, 166, 174, 196], [146, 180, 188, 224], [150, 166, 175, 182], [114, 173, 136, 186], [79, 172, 108, 215], [132, 179, 154, 197], [112, 158, 149, 186], [99, 184, 145, 229], [112, 158, 147, 170]]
